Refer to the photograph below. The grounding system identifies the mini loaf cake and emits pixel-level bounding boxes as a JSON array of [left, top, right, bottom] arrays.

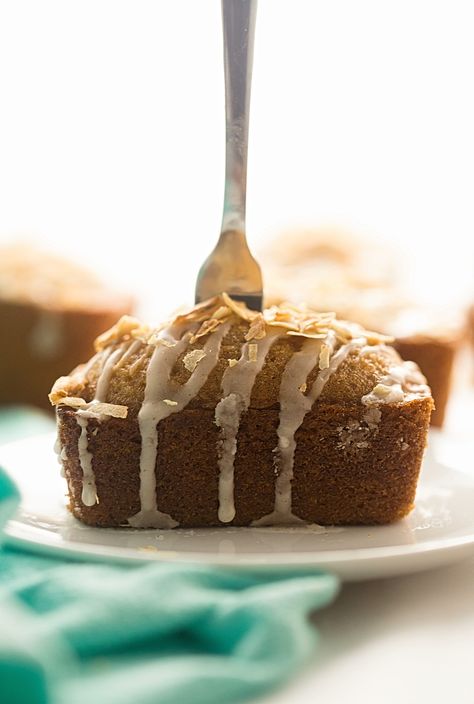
[[0, 244, 133, 410], [50, 294, 433, 528], [262, 229, 463, 427]]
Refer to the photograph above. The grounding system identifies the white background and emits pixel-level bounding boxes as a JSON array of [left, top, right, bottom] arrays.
[[0, 0, 473, 319]]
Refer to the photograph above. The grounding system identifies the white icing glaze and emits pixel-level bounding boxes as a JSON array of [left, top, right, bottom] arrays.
[[75, 342, 132, 506], [215, 330, 280, 523], [361, 360, 430, 406], [129, 322, 231, 529], [114, 338, 142, 369], [77, 415, 97, 506], [95, 344, 129, 401], [253, 338, 321, 526], [254, 333, 366, 526], [53, 429, 66, 478], [80, 349, 103, 378]]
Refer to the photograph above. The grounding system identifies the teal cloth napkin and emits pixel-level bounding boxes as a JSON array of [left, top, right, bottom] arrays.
[[0, 408, 339, 704]]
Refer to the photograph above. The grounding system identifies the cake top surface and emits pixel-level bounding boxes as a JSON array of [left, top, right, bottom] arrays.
[[49, 294, 432, 419], [0, 244, 131, 311], [94, 292, 394, 348]]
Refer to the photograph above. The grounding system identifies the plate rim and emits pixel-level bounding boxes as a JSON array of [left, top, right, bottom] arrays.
[[5, 519, 474, 568], [2, 432, 474, 570]]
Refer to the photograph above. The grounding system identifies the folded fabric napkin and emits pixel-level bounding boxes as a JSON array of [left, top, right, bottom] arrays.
[[0, 408, 339, 704]]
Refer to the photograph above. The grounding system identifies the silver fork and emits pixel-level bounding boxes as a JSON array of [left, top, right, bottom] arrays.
[[195, 0, 263, 311]]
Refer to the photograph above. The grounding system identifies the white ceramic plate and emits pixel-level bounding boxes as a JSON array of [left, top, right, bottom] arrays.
[[1, 433, 474, 581]]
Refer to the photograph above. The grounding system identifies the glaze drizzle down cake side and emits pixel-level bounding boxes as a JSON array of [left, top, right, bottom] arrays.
[[50, 295, 434, 528]]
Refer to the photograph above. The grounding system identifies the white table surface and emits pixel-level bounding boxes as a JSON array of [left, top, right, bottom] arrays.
[[262, 556, 473, 704], [261, 382, 474, 704]]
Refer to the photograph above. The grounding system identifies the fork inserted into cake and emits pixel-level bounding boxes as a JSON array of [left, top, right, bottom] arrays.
[[195, 0, 263, 312]]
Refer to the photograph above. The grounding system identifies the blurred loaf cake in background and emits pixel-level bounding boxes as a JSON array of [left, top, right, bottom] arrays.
[[262, 228, 465, 427], [468, 304, 474, 374], [0, 244, 133, 410]]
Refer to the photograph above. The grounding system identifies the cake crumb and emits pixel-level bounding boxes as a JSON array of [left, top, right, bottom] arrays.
[[299, 382, 307, 393], [363, 407, 382, 430], [163, 399, 178, 406], [228, 358, 238, 367], [336, 417, 376, 452]]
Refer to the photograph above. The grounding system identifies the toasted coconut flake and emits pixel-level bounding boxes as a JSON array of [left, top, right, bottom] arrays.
[[163, 399, 178, 406], [302, 313, 336, 328], [268, 307, 294, 322], [331, 319, 359, 342], [190, 317, 223, 343], [248, 343, 258, 362], [60, 396, 87, 408], [167, 296, 389, 349], [183, 348, 206, 372], [81, 402, 128, 418], [222, 292, 257, 322], [245, 313, 266, 341], [95, 315, 144, 351], [147, 330, 177, 347], [266, 319, 299, 331], [364, 330, 394, 345], [228, 358, 239, 367], [287, 330, 327, 339], [174, 296, 223, 326], [49, 376, 86, 405], [372, 383, 393, 398], [212, 305, 231, 320], [319, 344, 331, 370], [130, 329, 151, 343]]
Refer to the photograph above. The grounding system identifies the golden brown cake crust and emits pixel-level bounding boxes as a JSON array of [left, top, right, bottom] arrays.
[[57, 397, 432, 527]]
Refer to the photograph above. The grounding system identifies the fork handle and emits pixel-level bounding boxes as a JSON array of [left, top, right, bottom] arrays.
[[221, 0, 258, 235]]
